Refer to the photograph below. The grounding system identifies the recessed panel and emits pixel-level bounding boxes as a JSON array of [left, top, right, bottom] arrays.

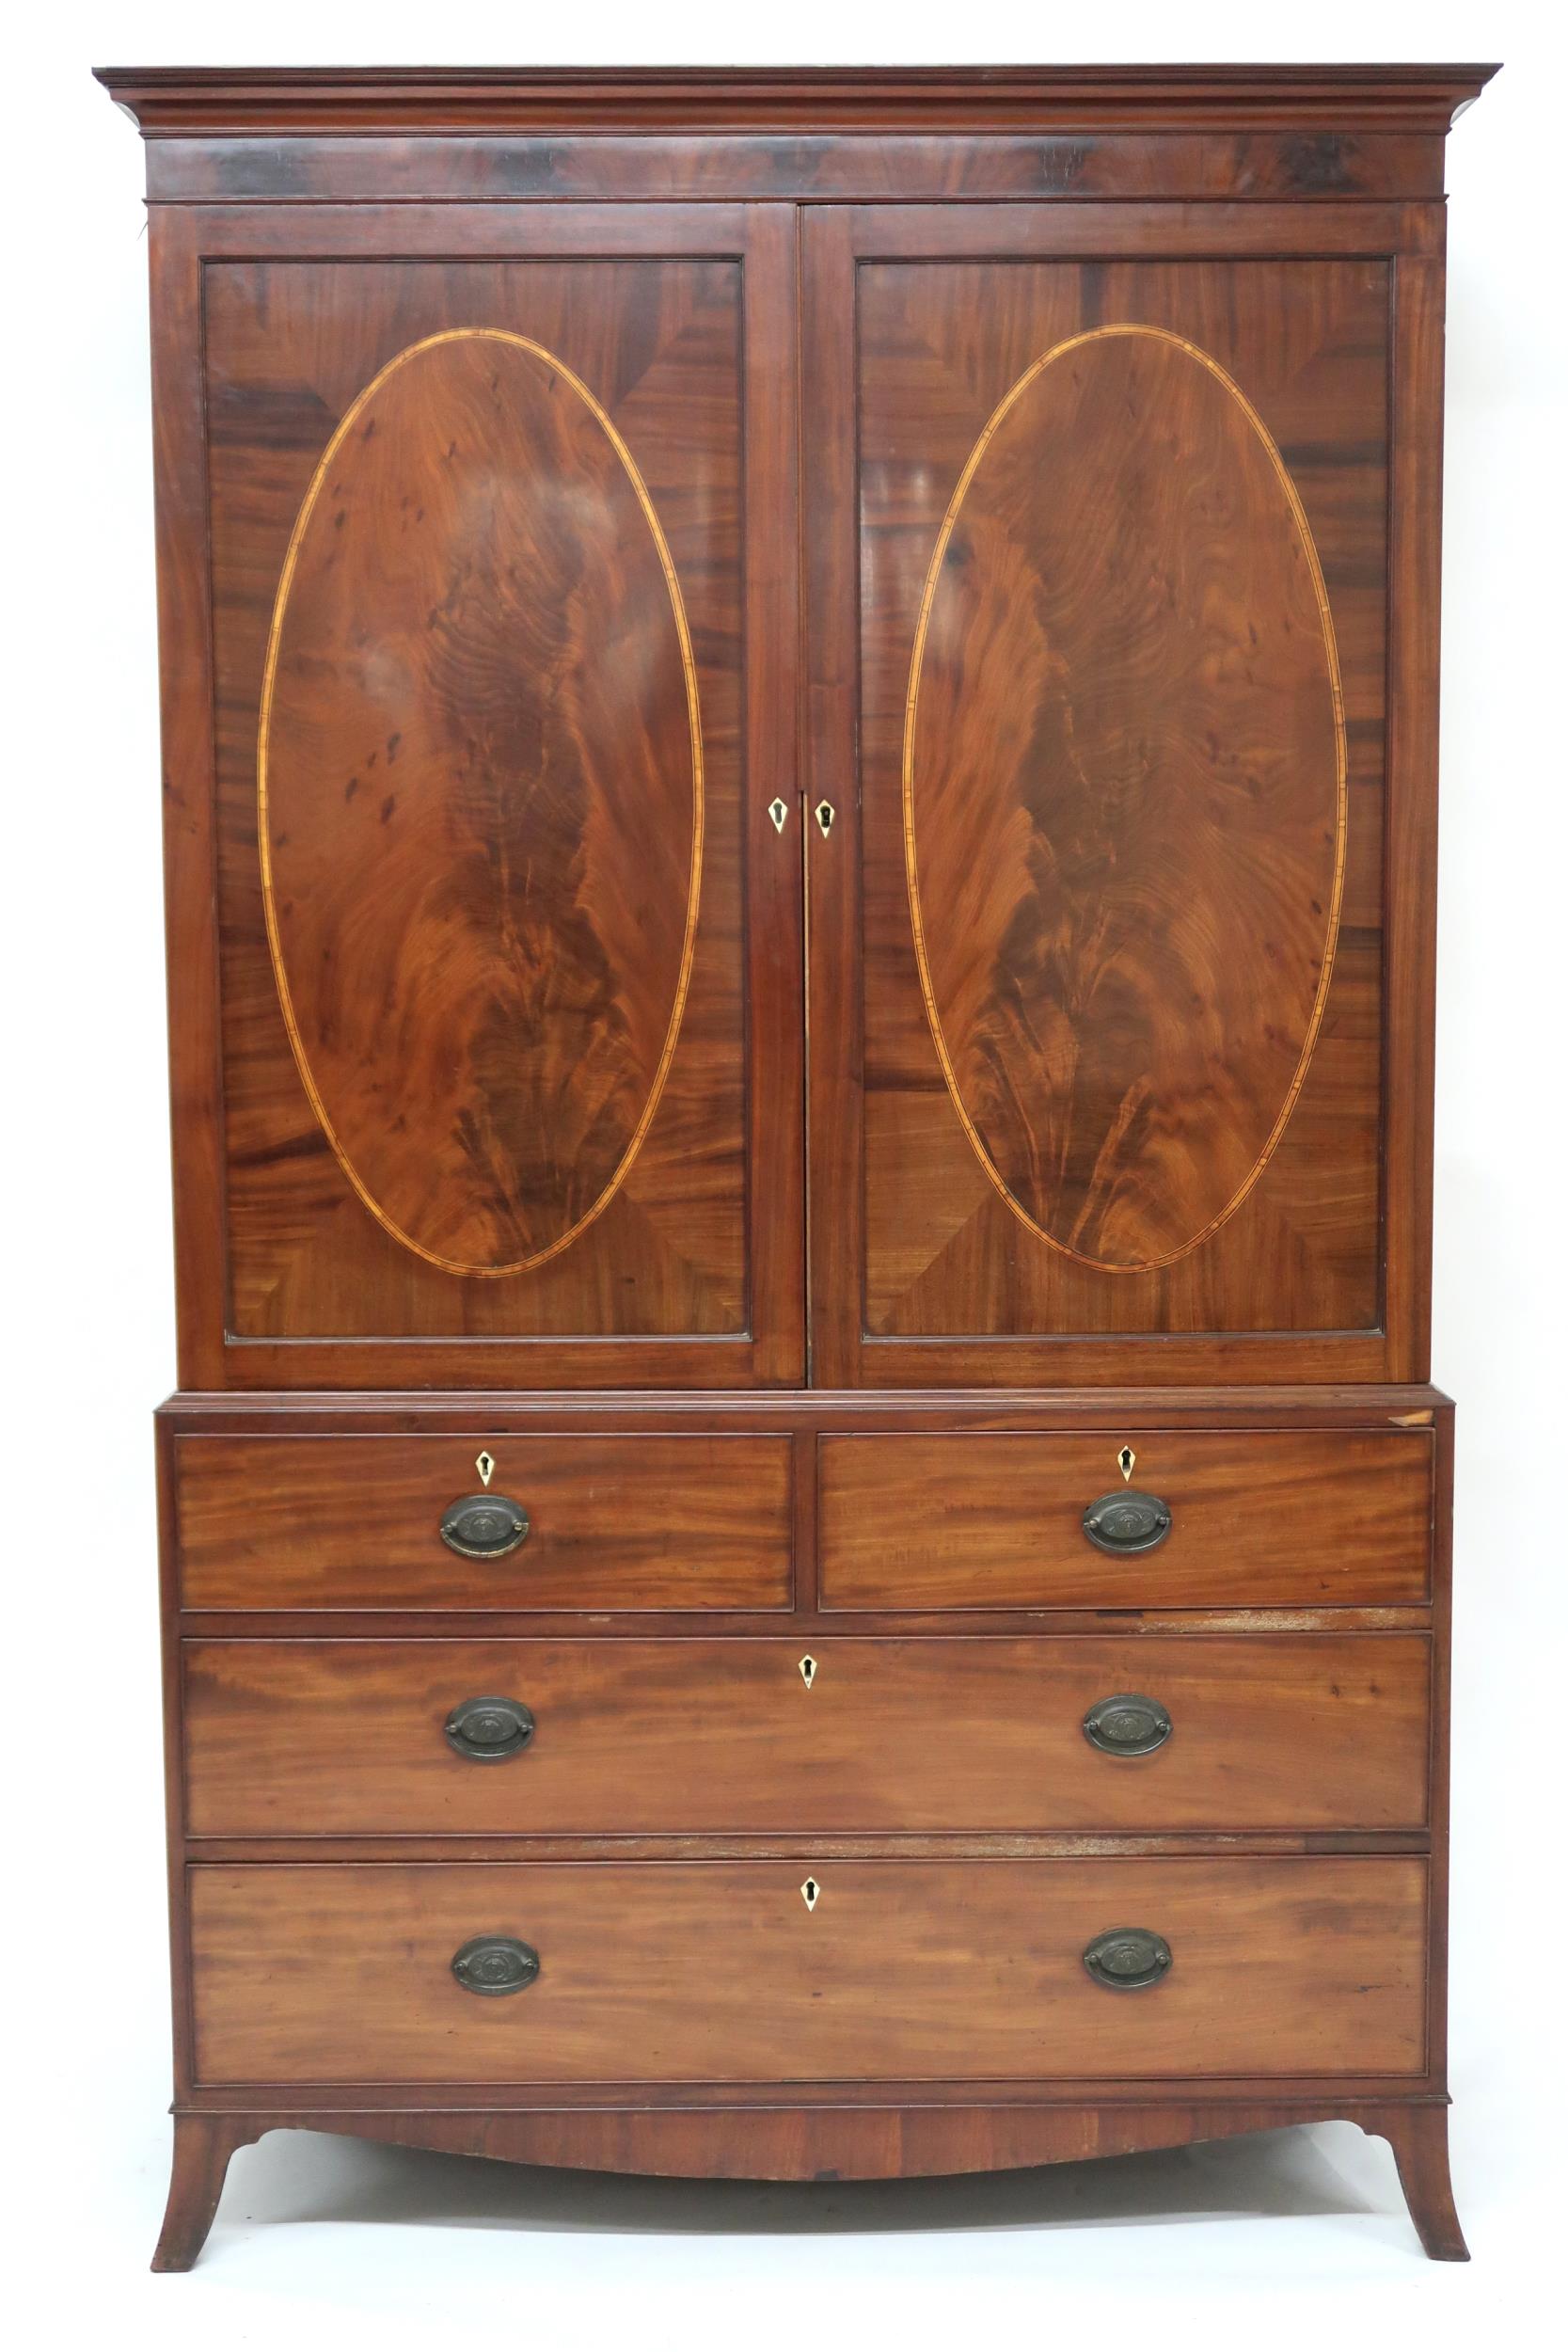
[[854, 257, 1389, 1347], [204, 254, 761, 1358], [261, 328, 701, 1278], [906, 325, 1344, 1272]]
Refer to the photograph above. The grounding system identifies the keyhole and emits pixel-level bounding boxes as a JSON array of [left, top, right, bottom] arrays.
[[799, 1655, 817, 1690], [475, 1451, 496, 1488], [1117, 1446, 1135, 1484], [800, 1877, 820, 1911]]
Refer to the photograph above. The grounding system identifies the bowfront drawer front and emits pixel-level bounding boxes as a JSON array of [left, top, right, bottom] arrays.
[[187, 1857, 1429, 2084], [174, 1436, 793, 1611], [819, 1431, 1433, 1610], [182, 1634, 1431, 1836]]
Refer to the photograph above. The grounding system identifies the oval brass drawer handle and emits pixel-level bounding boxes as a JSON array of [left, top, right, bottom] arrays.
[[451, 1935, 540, 1995], [1083, 1927, 1173, 1991], [444, 1696, 536, 1761], [1081, 1489, 1173, 1555], [439, 1492, 530, 1560], [1082, 1692, 1173, 1757]]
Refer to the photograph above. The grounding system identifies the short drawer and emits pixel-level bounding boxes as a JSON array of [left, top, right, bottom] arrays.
[[818, 1430, 1433, 1610], [174, 1435, 793, 1611], [188, 1857, 1428, 2084], [182, 1634, 1431, 1836]]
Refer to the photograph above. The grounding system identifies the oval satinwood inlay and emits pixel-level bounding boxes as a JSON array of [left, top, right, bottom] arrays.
[[260, 329, 704, 1277], [904, 325, 1346, 1273]]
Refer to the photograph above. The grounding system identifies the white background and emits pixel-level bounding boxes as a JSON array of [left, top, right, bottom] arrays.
[[5, 4, 1563, 2344]]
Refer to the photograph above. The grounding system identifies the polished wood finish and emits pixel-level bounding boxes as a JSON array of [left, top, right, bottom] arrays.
[[151, 2115, 261, 2273], [98, 62, 1494, 136], [182, 1632, 1430, 1837], [210, 247, 744, 1347], [103, 64, 1482, 2265], [816, 229, 1395, 1378], [174, 1432, 794, 1611], [151, 203, 802, 1391], [188, 1857, 1427, 2085], [155, 2099, 1458, 2267], [906, 324, 1343, 1274], [260, 326, 701, 1279], [819, 1430, 1432, 1610], [137, 134, 1455, 209], [1372, 2102, 1470, 2261]]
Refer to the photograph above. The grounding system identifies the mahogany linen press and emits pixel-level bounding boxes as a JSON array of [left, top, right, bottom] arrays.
[[96, 63, 1492, 2267]]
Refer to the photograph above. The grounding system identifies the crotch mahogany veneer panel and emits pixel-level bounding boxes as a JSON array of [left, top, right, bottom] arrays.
[[845, 249, 1389, 1359]]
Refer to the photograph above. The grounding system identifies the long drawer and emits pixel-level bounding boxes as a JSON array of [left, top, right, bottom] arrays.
[[174, 1434, 793, 1611], [182, 1634, 1431, 1836], [187, 1857, 1428, 2084], [818, 1430, 1433, 1609]]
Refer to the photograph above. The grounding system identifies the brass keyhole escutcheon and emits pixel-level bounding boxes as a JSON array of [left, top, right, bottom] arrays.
[[768, 798, 788, 834], [799, 1655, 817, 1690], [801, 1877, 820, 1911], [475, 1451, 496, 1488], [1117, 1445, 1135, 1484], [815, 800, 835, 837]]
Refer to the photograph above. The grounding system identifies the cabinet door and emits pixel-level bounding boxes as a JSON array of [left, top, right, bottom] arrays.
[[156, 205, 800, 1388], [804, 204, 1442, 1385]]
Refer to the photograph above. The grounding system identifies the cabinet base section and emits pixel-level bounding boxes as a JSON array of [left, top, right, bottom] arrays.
[[152, 2098, 1466, 2270]]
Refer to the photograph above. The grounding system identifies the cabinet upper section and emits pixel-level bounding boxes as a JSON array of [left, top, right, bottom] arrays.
[[98, 64, 1497, 206], [104, 69, 1490, 1390]]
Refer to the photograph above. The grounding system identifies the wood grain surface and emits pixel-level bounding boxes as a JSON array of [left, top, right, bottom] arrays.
[[819, 1428, 1432, 1608], [187, 1856, 1429, 2084], [261, 327, 701, 1279], [181, 1632, 1431, 1836], [203, 246, 763, 1356], [826, 241, 1394, 1371], [106, 55, 1483, 2268], [906, 325, 1343, 1271], [174, 1432, 793, 1611]]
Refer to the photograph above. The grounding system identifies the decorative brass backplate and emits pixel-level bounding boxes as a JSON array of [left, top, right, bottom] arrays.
[[451, 1935, 541, 1995], [439, 1493, 530, 1560], [1082, 1927, 1173, 1991], [1082, 1489, 1172, 1555], [443, 1695, 536, 1761], [1082, 1692, 1173, 1758]]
